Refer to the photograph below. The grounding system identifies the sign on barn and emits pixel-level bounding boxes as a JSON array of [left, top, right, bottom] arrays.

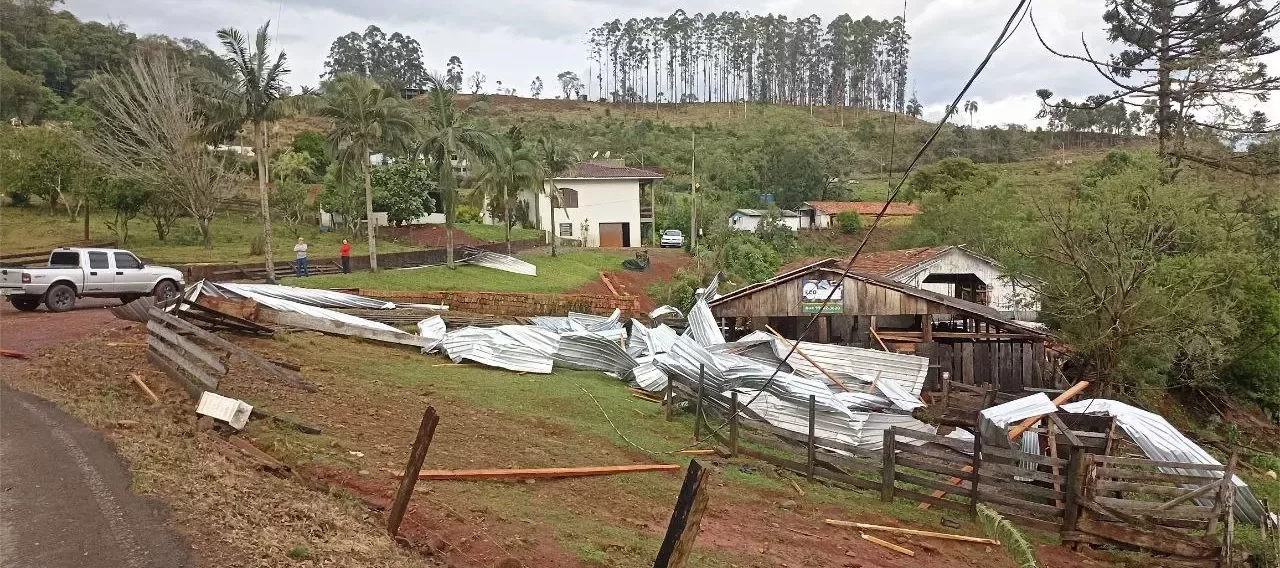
[[800, 279, 844, 313]]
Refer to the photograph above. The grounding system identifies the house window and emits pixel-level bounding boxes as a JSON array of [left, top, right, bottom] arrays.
[[557, 187, 579, 208], [559, 223, 573, 236]]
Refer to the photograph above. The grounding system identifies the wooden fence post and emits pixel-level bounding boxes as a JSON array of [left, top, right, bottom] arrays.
[[729, 391, 739, 457], [806, 395, 817, 479], [387, 407, 440, 538], [968, 426, 983, 520], [1061, 446, 1084, 539], [881, 428, 896, 502], [694, 365, 705, 441], [665, 378, 675, 422], [653, 460, 712, 568], [1209, 452, 1237, 536], [1217, 452, 1239, 568]]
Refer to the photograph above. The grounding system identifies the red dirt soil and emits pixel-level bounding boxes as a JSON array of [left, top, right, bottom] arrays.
[[570, 248, 689, 313]]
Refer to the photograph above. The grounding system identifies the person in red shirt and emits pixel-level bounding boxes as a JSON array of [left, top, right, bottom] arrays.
[[339, 239, 351, 273]]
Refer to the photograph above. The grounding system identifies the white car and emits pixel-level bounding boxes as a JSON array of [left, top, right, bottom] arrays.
[[660, 229, 685, 248], [0, 248, 184, 312]]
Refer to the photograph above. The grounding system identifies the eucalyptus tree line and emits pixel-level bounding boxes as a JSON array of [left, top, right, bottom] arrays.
[[585, 10, 909, 111]]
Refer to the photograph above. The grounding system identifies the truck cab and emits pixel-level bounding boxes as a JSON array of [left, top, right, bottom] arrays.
[[0, 248, 184, 312]]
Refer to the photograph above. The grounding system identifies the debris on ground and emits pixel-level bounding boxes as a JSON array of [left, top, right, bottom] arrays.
[[459, 247, 537, 276], [196, 391, 253, 430], [401, 464, 682, 481]]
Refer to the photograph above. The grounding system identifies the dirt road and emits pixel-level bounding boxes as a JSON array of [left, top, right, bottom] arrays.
[[0, 299, 192, 567]]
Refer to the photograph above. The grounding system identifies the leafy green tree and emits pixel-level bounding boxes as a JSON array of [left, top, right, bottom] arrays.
[[322, 26, 427, 90], [753, 208, 797, 256], [317, 162, 365, 240], [272, 149, 314, 183], [199, 21, 290, 280], [0, 125, 86, 216], [529, 76, 543, 98], [290, 131, 329, 179], [418, 72, 501, 266], [89, 175, 150, 245], [445, 56, 463, 91], [370, 160, 435, 226], [757, 137, 829, 209], [314, 74, 417, 270], [717, 232, 780, 284], [905, 157, 997, 201], [556, 71, 580, 99], [835, 210, 862, 234]]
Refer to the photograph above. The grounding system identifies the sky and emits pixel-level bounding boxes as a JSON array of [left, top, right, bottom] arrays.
[[66, 0, 1279, 128]]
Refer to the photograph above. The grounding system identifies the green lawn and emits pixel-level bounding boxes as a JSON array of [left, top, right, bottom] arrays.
[[455, 222, 544, 243], [0, 206, 419, 265], [285, 250, 627, 293]]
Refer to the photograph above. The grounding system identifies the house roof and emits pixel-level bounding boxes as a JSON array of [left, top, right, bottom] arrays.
[[800, 201, 920, 216], [556, 162, 663, 180], [732, 209, 801, 217], [710, 258, 1048, 336]]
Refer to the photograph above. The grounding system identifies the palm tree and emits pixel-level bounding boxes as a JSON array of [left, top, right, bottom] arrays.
[[418, 73, 502, 267], [313, 75, 416, 271], [535, 135, 576, 257], [477, 128, 541, 254], [964, 100, 978, 126], [203, 22, 289, 282]]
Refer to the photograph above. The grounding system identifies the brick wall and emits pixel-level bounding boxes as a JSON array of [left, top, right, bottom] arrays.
[[351, 289, 640, 318]]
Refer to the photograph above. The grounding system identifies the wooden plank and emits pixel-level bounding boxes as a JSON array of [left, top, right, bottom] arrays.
[[145, 348, 202, 399], [975, 475, 1065, 501], [1095, 480, 1212, 499], [151, 308, 317, 392], [1021, 343, 1034, 389], [1083, 500, 1219, 544], [962, 343, 974, 385], [1076, 518, 1219, 559], [387, 407, 440, 537], [987, 502, 1065, 534], [654, 461, 711, 568], [806, 396, 817, 479], [982, 445, 1068, 467], [896, 454, 974, 480], [890, 428, 974, 450], [128, 374, 160, 404], [978, 490, 1063, 518], [1031, 342, 1045, 388], [810, 461, 882, 492], [977, 461, 1064, 485], [1091, 455, 1225, 470], [410, 464, 680, 480], [861, 533, 914, 556], [1062, 447, 1084, 533], [1093, 497, 1217, 520], [147, 320, 227, 375], [897, 470, 973, 495], [896, 440, 972, 463], [893, 487, 970, 513], [824, 520, 999, 545], [257, 309, 438, 349], [1096, 467, 1221, 485], [882, 429, 896, 502], [146, 336, 219, 390]]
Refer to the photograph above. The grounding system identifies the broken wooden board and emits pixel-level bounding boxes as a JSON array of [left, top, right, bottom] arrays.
[[404, 464, 680, 480]]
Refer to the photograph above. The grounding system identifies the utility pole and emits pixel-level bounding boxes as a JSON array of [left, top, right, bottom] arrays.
[[689, 131, 697, 251], [651, 182, 658, 245]]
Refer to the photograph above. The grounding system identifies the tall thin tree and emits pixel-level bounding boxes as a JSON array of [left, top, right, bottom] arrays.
[[536, 135, 575, 258], [202, 22, 289, 281], [313, 75, 417, 271]]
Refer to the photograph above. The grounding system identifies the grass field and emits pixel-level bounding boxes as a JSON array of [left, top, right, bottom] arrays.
[[0, 206, 419, 264], [286, 249, 628, 293], [454, 222, 544, 243]]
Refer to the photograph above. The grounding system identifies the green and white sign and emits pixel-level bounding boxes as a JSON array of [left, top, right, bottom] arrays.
[[800, 279, 843, 314]]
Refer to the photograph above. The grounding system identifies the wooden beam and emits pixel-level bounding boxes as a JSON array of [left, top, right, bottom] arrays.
[[150, 308, 316, 392], [146, 335, 220, 390], [387, 407, 440, 537], [860, 533, 914, 556], [406, 464, 680, 480], [654, 460, 712, 568], [824, 520, 998, 544], [877, 331, 1045, 340], [128, 374, 160, 404], [257, 309, 437, 350], [921, 314, 932, 343]]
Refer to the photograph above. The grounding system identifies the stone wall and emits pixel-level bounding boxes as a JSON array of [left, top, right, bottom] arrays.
[[350, 289, 639, 318]]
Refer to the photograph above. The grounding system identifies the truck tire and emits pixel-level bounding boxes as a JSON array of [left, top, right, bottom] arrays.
[[44, 283, 76, 313], [8, 295, 40, 312], [152, 280, 179, 304]]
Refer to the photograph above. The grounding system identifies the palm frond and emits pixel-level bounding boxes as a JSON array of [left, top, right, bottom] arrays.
[[976, 504, 1041, 568]]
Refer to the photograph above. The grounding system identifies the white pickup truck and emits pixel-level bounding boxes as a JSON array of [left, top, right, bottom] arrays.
[[0, 248, 184, 312]]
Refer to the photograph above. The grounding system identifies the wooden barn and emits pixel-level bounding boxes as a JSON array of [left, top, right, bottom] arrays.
[[708, 259, 1058, 392]]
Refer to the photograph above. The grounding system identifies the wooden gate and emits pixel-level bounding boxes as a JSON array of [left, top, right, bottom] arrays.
[[1062, 454, 1238, 566]]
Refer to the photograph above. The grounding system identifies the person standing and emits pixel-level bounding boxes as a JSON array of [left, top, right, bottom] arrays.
[[339, 239, 351, 274], [293, 237, 309, 277]]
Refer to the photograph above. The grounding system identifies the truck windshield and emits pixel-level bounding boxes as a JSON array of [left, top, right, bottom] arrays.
[[48, 251, 80, 267]]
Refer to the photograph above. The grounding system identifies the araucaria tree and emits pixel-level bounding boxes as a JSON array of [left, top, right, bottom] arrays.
[[200, 21, 289, 280], [313, 75, 417, 271], [85, 51, 239, 248], [418, 73, 502, 267], [584, 11, 909, 111], [1034, 0, 1280, 171]]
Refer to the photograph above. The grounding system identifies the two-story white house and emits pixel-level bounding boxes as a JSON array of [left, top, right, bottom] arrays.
[[519, 160, 662, 248]]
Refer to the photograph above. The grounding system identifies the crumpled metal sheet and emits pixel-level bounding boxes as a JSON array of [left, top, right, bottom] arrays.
[[417, 316, 446, 353], [739, 389, 935, 451], [649, 305, 684, 321], [1063, 399, 1266, 525], [977, 393, 1057, 450], [554, 331, 638, 373], [695, 271, 723, 302], [110, 296, 157, 323], [220, 283, 395, 309], [685, 299, 724, 347], [627, 320, 680, 358], [627, 361, 668, 393], [442, 326, 554, 373], [460, 249, 537, 276], [494, 325, 559, 357], [732, 331, 929, 396], [201, 281, 405, 334], [869, 377, 926, 412]]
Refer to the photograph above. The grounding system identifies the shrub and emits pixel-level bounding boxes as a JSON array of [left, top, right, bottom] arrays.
[[835, 211, 862, 233], [455, 204, 482, 223], [6, 190, 30, 207], [718, 232, 779, 284]]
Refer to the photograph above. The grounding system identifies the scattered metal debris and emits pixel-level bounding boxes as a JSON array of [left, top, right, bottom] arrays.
[[459, 247, 537, 276]]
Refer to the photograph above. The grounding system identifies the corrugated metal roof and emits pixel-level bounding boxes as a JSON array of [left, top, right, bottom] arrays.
[[739, 390, 935, 451], [977, 393, 1057, 450], [554, 331, 638, 373], [686, 299, 724, 347], [460, 249, 537, 276], [442, 326, 554, 373], [731, 331, 929, 396], [221, 283, 395, 309], [417, 316, 446, 353], [627, 361, 668, 393], [202, 281, 405, 334]]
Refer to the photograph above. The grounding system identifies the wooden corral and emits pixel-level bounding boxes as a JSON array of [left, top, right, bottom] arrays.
[[709, 260, 1058, 392]]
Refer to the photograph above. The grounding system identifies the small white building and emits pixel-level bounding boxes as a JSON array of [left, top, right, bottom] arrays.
[[517, 160, 662, 248], [729, 209, 803, 232], [795, 201, 920, 229]]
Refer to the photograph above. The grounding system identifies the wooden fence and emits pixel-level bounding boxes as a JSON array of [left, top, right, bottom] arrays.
[[921, 340, 1055, 392]]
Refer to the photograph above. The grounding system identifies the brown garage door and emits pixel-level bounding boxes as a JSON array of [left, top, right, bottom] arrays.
[[599, 223, 625, 248]]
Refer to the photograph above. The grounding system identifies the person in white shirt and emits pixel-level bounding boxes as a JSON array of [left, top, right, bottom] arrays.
[[293, 237, 309, 277]]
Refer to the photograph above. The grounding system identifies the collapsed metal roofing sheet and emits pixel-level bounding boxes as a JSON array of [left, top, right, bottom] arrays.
[[739, 390, 935, 451], [417, 316, 446, 353], [1063, 399, 1266, 525], [649, 305, 684, 321], [442, 326, 554, 374], [110, 296, 157, 323], [977, 393, 1057, 450], [494, 325, 559, 357], [628, 320, 681, 358], [220, 283, 395, 309], [554, 331, 639, 373], [627, 361, 668, 393], [460, 249, 537, 276], [728, 331, 929, 396], [686, 299, 724, 347], [201, 281, 404, 334]]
